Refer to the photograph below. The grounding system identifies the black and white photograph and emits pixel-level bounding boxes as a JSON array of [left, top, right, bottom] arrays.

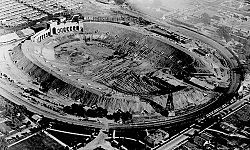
[[0, 0, 250, 149]]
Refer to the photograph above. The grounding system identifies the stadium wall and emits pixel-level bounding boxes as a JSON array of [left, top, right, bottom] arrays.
[[31, 21, 84, 43]]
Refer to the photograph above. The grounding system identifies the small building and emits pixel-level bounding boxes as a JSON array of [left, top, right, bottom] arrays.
[[31, 114, 42, 122], [144, 129, 169, 147]]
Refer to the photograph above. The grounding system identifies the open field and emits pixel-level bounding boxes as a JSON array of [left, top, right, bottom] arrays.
[[8, 131, 64, 150]]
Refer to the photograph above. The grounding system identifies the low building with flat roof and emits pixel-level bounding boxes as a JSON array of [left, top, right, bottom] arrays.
[[144, 129, 169, 147]]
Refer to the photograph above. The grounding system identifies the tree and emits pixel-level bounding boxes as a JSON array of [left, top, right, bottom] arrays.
[[114, 0, 126, 5], [0, 137, 7, 150], [26, 121, 31, 126], [86, 109, 95, 117], [76, 107, 86, 117], [95, 107, 108, 117], [121, 111, 132, 122], [63, 106, 71, 114], [113, 111, 122, 122]]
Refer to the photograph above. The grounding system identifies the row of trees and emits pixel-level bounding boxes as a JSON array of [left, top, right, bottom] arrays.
[[113, 0, 126, 5], [63, 104, 107, 118], [63, 104, 132, 122]]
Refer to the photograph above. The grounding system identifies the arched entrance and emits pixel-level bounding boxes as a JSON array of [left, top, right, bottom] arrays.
[[52, 27, 56, 35]]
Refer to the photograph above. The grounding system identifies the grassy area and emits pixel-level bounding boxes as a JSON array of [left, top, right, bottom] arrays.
[[8, 132, 64, 150], [48, 130, 90, 147]]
